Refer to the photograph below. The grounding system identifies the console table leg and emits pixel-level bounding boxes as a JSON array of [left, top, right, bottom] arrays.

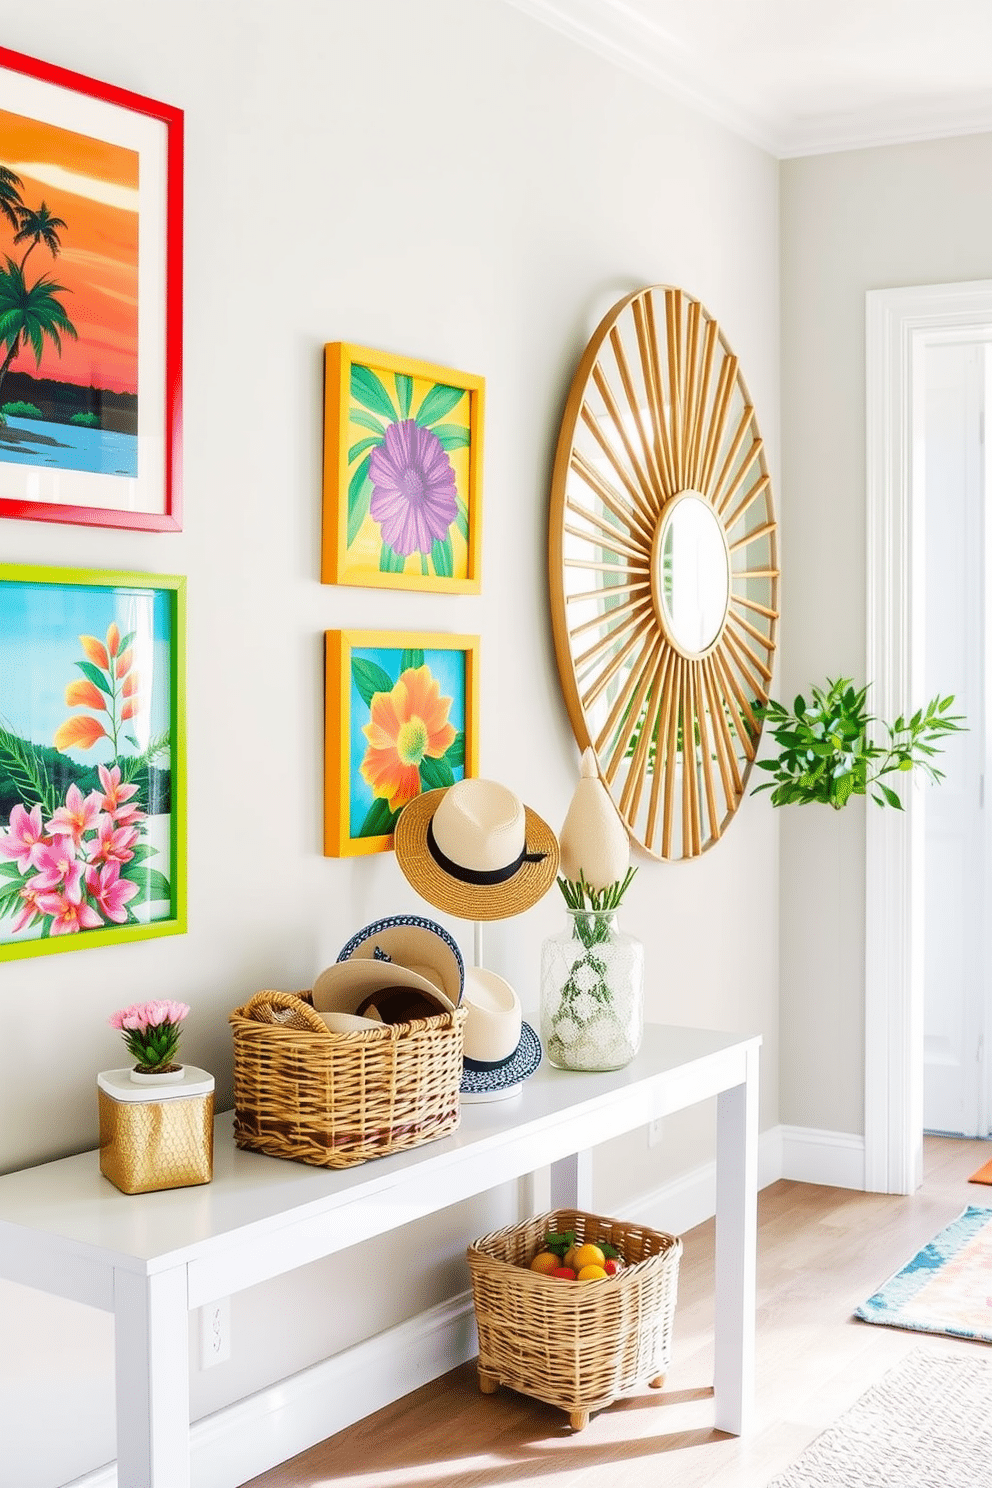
[[549, 1149, 593, 1210], [114, 1265, 190, 1487], [713, 1043, 759, 1436]]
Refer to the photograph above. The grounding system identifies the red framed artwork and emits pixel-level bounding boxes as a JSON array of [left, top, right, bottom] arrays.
[[0, 47, 182, 531]]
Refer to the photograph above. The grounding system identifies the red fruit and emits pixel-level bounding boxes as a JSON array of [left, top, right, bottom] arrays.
[[551, 1266, 577, 1280], [604, 1259, 621, 1276]]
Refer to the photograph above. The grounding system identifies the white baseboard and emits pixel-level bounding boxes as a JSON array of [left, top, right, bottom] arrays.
[[66, 1291, 478, 1488], [66, 1122, 863, 1488], [779, 1123, 866, 1191]]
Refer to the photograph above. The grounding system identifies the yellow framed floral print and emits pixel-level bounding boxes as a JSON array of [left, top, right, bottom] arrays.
[[324, 630, 480, 858], [322, 343, 484, 592]]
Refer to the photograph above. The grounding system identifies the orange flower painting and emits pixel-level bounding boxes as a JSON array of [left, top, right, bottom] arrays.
[[360, 666, 458, 814], [323, 633, 478, 856], [349, 645, 467, 840]]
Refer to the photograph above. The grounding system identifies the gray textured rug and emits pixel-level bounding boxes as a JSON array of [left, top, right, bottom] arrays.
[[767, 1350, 992, 1487]]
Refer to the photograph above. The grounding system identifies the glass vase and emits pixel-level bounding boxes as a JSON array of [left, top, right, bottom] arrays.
[[540, 909, 644, 1071]]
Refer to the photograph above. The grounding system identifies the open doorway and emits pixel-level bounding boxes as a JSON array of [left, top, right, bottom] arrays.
[[865, 281, 992, 1194], [921, 337, 991, 1139]]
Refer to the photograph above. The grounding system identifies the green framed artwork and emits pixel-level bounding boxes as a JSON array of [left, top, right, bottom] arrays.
[[325, 629, 480, 858], [0, 564, 186, 959], [322, 342, 485, 593]]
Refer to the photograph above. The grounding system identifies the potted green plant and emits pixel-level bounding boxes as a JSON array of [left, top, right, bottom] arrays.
[[109, 998, 191, 1081], [752, 678, 965, 809], [98, 999, 215, 1194]]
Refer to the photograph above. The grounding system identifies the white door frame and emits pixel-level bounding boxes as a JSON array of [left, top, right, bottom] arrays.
[[865, 280, 992, 1194]]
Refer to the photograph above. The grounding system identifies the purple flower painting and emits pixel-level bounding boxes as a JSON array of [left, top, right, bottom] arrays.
[[368, 420, 458, 558], [328, 346, 483, 590]]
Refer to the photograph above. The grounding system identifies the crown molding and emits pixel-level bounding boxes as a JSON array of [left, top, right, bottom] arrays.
[[778, 100, 992, 159], [504, 0, 992, 159], [502, 0, 782, 154]]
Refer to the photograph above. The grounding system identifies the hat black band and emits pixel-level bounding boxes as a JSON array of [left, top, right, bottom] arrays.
[[463, 1049, 518, 1073], [426, 819, 546, 887]]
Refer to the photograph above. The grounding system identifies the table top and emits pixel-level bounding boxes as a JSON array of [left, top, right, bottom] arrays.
[[0, 1024, 758, 1274]]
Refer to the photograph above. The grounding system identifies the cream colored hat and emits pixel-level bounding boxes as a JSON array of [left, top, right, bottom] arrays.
[[460, 966, 522, 1064], [394, 779, 560, 921], [311, 959, 454, 1018], [335, 915, 464, 1006], [459, 966, 543, 1101]]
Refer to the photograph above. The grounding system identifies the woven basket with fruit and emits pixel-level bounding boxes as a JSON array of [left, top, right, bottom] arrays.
[[467, 1207, 681, 1431]]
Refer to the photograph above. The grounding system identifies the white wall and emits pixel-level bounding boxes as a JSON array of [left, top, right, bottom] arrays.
[[780, 132, 992, 1134], [0, 2, 781, 1482]]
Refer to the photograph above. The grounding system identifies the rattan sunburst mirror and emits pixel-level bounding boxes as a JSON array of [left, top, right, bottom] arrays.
[[549, 285, 779, 860]]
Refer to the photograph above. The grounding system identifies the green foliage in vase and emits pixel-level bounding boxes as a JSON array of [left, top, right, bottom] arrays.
[[557, 867, 637, 948], [752, 678, 965, 810]]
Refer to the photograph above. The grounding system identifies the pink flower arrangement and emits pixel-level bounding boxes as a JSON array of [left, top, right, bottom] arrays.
[[109, 999, 190, 1071]]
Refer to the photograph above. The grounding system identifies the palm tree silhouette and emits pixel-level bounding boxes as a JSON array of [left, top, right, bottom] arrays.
[[0, 166, 24, 231], [14, 201, 68, 272], [0, 256, 77, 419]]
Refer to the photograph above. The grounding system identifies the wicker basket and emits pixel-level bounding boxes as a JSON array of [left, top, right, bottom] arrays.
[[467, 1207, 681, 1431], [229, 990, 467, 1168]]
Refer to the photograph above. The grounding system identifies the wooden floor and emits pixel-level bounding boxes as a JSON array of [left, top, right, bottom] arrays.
[[246, 1137, 991, 1488]]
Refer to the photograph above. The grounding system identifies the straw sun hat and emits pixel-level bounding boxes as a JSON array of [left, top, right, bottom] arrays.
[[394, 778, 560, 922]]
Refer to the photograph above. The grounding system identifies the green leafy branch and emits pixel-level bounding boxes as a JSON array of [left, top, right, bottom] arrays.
[[0, 717, 56, 817], [751, 678, 966, 810], [118, 729, 171, 786]]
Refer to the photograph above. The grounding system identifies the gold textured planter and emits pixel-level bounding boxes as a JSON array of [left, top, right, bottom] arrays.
[[97, 1065, 215, 1194]]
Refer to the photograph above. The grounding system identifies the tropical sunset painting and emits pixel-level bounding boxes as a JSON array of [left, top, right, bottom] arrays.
[[0, 107, 139, 480], [0, 572, 182, 959]]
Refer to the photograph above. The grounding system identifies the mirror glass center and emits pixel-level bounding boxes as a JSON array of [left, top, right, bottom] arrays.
[[657, 492, 729, 654]]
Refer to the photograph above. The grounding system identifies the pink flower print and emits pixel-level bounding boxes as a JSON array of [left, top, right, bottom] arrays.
[[31, 838, 84, 903], [97, 764, 140, 817], [36, 890, 103, 935], [47, 783, 104, 847], [88, 814, 138, 869], [368, 419, 458, 558], [0, 803, 47, 873], [11, 882, 46, 935], [85, 862, 140, 925]]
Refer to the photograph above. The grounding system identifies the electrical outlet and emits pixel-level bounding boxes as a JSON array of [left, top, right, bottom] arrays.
[[199, 1298, 230, 1369], [648, 1117, 664, 1148]]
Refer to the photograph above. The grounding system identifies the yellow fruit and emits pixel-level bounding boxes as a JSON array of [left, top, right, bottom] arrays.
[[563, 1245, 579, 1271], [572, 1243, 606, 1271], [576, 1264, 608, 1281], [529, 1251, 560, 1274]]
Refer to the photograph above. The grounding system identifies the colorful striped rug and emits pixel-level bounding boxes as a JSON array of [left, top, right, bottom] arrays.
[[855, 1205, 992, 1343]]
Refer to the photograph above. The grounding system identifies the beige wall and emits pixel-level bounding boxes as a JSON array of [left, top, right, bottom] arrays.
[[0, 2, 781, 1482], [779, 131, 992, 1133]]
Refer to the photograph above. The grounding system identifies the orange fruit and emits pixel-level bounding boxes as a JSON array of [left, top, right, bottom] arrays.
[[563, 1245, 579, 1271], [529, 1250, 560, 1275], [576, 1264, 608, 1281], [572, 1243, 606, 1271]]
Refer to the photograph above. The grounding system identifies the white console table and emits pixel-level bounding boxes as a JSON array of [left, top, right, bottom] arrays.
[[0, 1023, 759, 1487]]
